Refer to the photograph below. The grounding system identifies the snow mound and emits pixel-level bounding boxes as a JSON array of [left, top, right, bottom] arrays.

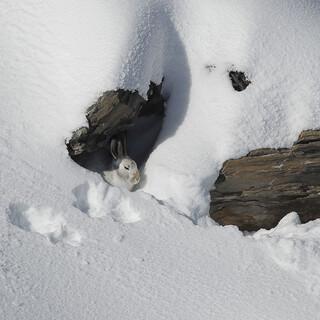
[[142, 0, 320, 219], [8, 203, 82, 246], [254, 212, 320, 295]]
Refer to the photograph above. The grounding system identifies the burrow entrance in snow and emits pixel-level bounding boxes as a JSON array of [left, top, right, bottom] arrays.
[[66, 81, 165, 173], [66, 12, 194, 178]]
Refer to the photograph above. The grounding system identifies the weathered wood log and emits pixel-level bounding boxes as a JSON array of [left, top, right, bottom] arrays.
[[210, 130, 320, 231]]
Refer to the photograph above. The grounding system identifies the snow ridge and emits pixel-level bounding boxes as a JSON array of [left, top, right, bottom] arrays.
[[254, 212, 320, 296]]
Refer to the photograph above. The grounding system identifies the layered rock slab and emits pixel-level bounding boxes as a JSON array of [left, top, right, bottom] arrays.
[[210, 130, 320, 231]]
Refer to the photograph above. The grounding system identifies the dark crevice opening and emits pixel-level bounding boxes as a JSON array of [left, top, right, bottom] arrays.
[[66, 81, 165, 173]]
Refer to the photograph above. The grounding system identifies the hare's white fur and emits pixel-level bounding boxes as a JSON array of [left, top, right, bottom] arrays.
[[102, 158, 140, 191]]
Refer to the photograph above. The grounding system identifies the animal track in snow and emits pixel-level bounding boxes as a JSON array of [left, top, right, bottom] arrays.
[[8, 203, 81, 246], [72, 181, 121, 218], [72, 181, 150, 223]]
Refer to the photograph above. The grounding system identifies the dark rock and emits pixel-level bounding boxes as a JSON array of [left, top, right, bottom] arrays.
[[66, 81, 165, 170], [67, 90, 144, 156], [210, 130, 320, 231], [229, 70, 251, 91]]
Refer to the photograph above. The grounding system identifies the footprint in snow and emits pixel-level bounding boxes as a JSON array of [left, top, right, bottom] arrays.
[[72, 181, 143, 223], [8, 203, 81, 246]]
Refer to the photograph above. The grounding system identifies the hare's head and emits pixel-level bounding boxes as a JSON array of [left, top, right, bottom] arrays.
[[110, 133, 140, 187], [118, 158, 140, 185]]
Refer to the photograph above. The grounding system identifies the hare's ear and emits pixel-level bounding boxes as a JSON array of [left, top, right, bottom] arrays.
[[121, 133, 128, 157], [110, 132, 127, 159], [116, 140, 124, 158], [110, 138, 118, 160]]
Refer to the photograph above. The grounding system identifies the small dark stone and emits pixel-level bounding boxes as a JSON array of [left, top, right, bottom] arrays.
[[210, 129, 320, 231], [229, 70, 251, 91]]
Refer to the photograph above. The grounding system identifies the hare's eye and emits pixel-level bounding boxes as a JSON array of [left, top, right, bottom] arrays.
[[124, 165, 129, 170]]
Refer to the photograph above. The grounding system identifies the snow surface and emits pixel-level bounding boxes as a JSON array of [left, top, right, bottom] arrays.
[[1, 0, 320, 319]]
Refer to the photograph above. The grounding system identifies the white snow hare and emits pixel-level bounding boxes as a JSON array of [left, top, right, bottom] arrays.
[[102, 134, 140, 191]]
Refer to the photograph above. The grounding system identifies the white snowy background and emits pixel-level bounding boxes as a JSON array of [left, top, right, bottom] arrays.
[[1, 0, 320, 319]]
